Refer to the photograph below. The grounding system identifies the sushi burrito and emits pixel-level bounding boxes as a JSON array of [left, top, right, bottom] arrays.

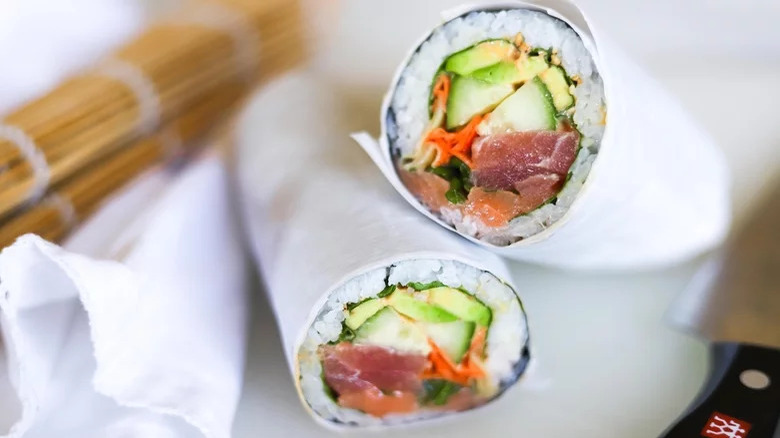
[[353, 1, 731, 270], [235, 72, 531, 428]]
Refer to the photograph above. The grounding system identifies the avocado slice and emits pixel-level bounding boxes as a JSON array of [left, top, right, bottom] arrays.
[[354, 307, 430, 355], [518, 55, 551, 82], [421, 319, 476, 363], [388, 291, 458, 323], [444, 40, 518, 76], [446, 75, 514, 130], [469, 61, 521, 85], [539, 65, 574, 111], [345, 298, 386, 330], [427, 287, 492, 327], [469, 55, 549, 85], [476, 76, 556, 136]]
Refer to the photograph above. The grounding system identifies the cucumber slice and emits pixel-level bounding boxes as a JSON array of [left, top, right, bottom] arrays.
[[354, 307, 430, 355], [539, 66, 574, 111], [427, 287, 492, 327], [421, 320, 476, 363], [447, 75, 514, 130], [444, 40, 518, 76], [477, 76, 556, 135], [345, 298, 386, 330]]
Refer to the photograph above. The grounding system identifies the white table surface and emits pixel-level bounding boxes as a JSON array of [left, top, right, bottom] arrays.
[[1, 1, 778, 437]]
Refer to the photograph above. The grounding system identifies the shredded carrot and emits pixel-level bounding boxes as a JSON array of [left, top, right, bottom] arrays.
[[452, 114, 483, 155], [432, 74, 450, 111], [459, 327, 487, 377], [424, 113, 483, 168], [423, 340, 470, 385], [420, 73, 486, 169], [422, 330, 487, 386], [469, 326, 487, 355], [426, 128, 454, 167]]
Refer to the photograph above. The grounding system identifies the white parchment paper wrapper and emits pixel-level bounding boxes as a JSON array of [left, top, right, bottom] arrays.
[[0, 153, 248, 438], [235, 71, 528, 428], [353, 1, 731, 271]]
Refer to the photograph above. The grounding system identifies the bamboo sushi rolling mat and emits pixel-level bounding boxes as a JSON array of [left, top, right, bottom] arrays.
[[0, 0, 305, 248]]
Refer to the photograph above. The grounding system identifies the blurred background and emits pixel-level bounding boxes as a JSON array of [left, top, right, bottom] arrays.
[[0, 0, 778, 437], [3, 0, 778, 216]]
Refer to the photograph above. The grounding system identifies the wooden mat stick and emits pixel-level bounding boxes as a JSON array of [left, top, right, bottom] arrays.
[[0, 0, 305, 218], [0, 81, 246, 248]]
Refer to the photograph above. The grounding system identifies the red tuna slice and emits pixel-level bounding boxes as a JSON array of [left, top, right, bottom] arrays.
[[398, 167, 450, 213], [512, 173, 563, 212], [319, 343, 427, 395], [471, 130, 579, 194]]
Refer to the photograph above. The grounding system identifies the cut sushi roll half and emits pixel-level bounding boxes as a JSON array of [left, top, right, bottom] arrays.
[[388, 8, 606, 246], [296, 258, 530, 427]]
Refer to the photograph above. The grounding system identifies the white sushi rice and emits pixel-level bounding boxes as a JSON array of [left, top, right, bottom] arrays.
[[296, 258, 529, 427], [388, 9, 606, 245]]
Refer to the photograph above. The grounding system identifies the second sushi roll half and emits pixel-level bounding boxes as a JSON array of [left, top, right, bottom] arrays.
[[238, 71, 532, 429], [388, 7, 605, 245], [298, 259, 529, 426]]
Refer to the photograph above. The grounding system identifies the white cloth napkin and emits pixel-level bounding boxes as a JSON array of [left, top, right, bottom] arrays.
[[0, 153, 248, 438]]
